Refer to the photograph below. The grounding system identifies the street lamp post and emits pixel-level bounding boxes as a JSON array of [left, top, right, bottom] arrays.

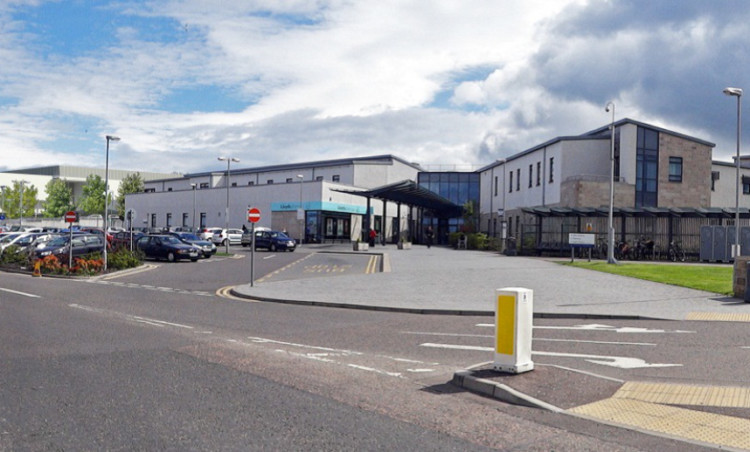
[[297, 174, 304, 245], [724, 87, 743, 259], [191, 183, 197, 232], [605, 102, 618, 264], [104, 135, 120, 272], [17, 180, 29, 229], [0, 185, 6, 216], [218, 156, 239, 254]]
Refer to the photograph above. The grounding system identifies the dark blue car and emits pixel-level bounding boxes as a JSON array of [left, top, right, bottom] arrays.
[[254, 230, 296, 252]]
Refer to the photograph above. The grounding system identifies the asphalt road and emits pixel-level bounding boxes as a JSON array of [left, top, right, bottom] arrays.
[[0, 247, 728, 451]]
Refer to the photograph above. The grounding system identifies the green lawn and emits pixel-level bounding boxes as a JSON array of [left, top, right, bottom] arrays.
[[562, 261, 734, 296]]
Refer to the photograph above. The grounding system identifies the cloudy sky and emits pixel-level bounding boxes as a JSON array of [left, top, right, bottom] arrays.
[[1, 0, 749, 175]]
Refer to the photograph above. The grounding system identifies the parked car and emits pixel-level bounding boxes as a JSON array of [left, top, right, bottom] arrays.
[[212, 228, 243, 246], [111, 230, 146, 250], [135, 235, 199, 262], [199, 227, 222, 241], [253, 230, 296, 252], [168, 232, 216, 258], [35, 234, 104, 259], [240, 227, 271, 247]]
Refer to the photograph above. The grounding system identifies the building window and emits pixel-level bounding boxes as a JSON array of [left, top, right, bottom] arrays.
[[636, 127, 659, 207], [332, 175, 341, 182], [200, 213, 207, 229], [743, 176, 750, 195], [509, 171, 513, 193], [182, 213, 188, 227], [494, 176, 498, 196], [286, 178, 293, 183], [516, 169, 520, 191], [528, 164, 533, 188], [536, 162, 541, 186], [315, 176, 324, 181], [144, 188, 156, 193], [199, 183, 209, 189], [668, 157, 683, 182], [150, 213, 156, 228], [549, 157, 554, 183], [167, 187, 172, 192], [711, 171, 720, 191], [166, 213, 172, 228], [231, 182, 237, 187], [248, 181, 255, 186], [267, 179, 274, 184]]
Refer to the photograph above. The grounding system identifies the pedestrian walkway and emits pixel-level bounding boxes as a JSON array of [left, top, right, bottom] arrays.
[[232, 243, 750, 320]]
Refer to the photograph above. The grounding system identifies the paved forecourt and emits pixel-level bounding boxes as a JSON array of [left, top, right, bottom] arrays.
[[232, 243, 749, 320]]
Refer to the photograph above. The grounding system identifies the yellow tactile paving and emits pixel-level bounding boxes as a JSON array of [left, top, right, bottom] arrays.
[[614, 381, 750, 408], [686, 312, 750, 322], [569, 398, 750, 449]]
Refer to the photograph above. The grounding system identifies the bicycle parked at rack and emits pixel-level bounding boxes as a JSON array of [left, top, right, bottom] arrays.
[[667, 240, 686, 262]]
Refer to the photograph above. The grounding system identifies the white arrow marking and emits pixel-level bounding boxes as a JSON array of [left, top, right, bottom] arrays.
[[419, 343, 682, 369]]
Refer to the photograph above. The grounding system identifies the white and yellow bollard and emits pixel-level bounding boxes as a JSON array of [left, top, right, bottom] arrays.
[[493, 287, 534, 374]]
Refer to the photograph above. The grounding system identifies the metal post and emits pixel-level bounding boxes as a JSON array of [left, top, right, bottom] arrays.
[[724, 87, 743, 258], [218, 157, 239, 254], [104, 136, 120, 271], [191, 183, 197, 232], [297, 174, 304, 245], [605, 102, 618, 264]]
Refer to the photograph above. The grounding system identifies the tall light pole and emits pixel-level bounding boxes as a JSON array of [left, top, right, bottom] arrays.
[[724, 87, 743, 259], [0, 185, 6, 217], [17, 180, 29, 229], [605, 102, 617, 264], [104, 135, 120, 272], [218, 156, 239, 254], [191, 183, 197, 232], [297, 174, 304, 245]]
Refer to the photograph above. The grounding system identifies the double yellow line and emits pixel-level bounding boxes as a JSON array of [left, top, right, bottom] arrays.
[[365, 255, 379, 274]]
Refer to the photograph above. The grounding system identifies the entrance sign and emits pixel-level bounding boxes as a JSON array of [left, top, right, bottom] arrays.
[[248, 207, 261, 223], [569, 233, 595, 246], [64, 211, 78, 223]]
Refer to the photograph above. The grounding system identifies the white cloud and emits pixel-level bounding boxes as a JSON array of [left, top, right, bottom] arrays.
[[2, 0, 749, 175]]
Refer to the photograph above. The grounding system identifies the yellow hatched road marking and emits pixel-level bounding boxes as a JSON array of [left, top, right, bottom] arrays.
[[687, 312, 750, 322]]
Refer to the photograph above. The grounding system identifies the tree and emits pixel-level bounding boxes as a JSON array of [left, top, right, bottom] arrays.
[[2, 181, 38, 219], [461, 200, 479, 233], [43, 178, 73, 218], [78, 174, 106, 216], [115, 172, 144, 219]]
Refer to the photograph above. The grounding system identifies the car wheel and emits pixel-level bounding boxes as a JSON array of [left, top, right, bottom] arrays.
[[270, 243, 277, 252], [222, 239, 228, 246], [242, 243, 247, 247], [167, 252, 176, 262], [191, 258, 198, 262]]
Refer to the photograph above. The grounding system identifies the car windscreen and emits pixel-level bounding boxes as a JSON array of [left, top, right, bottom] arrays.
[[272, 232, 291, 239], [180, 233, 200, 241], [45, 237, 69, 247]]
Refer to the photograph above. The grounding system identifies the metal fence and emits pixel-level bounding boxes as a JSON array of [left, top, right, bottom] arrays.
[[516, 215, 727, 260]]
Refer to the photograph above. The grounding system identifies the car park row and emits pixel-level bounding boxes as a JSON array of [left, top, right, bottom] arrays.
[[0, 225, 295, 265]]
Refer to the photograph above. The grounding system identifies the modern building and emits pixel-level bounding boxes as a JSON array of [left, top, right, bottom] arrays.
[[129, 155, 430, 243], [0, 165, 177, 224]]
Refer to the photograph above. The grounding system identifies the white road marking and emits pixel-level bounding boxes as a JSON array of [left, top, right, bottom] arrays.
[[477, 323, 695, 334], [534, 338, 656, 346], [0, 287, 40, 298], [403, 331, 492, 338], [419, 343, 682, 369], [406, 369, 436, 373]]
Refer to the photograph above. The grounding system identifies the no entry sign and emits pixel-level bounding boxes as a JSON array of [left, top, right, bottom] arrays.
[[64, 211, 78, 223], [247, 207, 261, 223]]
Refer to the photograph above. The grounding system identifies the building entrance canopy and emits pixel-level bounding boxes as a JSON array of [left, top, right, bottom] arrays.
[[332, 179, 462, 216]]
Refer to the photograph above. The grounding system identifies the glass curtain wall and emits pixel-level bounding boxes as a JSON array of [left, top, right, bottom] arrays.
[[418, 172, 479, 244]]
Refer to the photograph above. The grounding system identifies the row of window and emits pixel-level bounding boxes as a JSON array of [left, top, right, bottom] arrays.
[[501, 157, 554, 195], [155, 174, 342, 192]]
